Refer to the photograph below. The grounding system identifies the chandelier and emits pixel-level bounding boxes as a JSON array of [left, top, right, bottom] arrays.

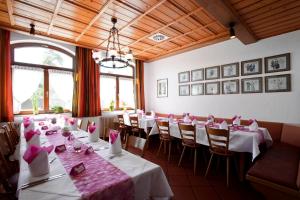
[[92, 17, 134, 68]]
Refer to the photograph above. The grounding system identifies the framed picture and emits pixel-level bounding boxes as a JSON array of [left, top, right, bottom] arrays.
[[222, 80, 239, 94], [191, 69, 204, 82], [241, 58, 262, 76], [191, 83, 204, 96], [241, 77, 263, 93], [157, 79, 168, 98], [221, 62, 239, 78], [265, 74, 291, 92], [205, 66, 220, 80], [265, 53, 291, 73], [178, 71, 190, 83], [179, 84, 190, 96], [205, 82, 220, 95]]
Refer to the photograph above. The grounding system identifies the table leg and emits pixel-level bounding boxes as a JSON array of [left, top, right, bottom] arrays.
[[239, 153, 246, 181]]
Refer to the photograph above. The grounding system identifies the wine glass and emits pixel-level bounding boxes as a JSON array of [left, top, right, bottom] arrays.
[[73, 141, 82, 153]]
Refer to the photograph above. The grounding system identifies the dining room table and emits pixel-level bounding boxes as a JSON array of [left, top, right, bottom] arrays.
[[17, 120, 173, 200]]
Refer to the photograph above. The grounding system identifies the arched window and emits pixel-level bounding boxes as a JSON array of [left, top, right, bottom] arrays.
[[100, 66, 135, 110], [11, 42, 75, 114]]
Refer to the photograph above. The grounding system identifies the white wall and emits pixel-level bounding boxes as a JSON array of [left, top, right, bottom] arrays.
[[144, 30, 300, 123]]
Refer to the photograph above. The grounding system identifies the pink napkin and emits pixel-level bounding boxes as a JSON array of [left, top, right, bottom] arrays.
[[38, 121, 45, 126], [23, 145, 54, 164], [23, 116, 31, 122], [88, 125, 96, 134], [24, 121, 31, 128], [109, 130, 119, 144], [24, 130, 41, 142], [41, 126, 48, 130], [207, 115, 214, 123], [168, 114, 174, 118], [69, 118, 76, 125]]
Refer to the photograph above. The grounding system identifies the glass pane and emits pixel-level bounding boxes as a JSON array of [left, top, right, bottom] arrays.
[[100, 66, 133, 76], [49, 70, 73, 111], [119, 77, 135, 109], [100, 75, 116, 109], [12, 66, 44, 113], [14, 46, 73, 69]]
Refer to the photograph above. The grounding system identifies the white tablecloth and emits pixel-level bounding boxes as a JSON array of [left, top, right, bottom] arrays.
[[145, 118, 273, 160], [18, 124, 173, 200]]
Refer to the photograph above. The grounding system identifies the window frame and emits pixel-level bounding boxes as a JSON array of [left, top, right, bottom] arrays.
[[100, 66, 135, 111], [11, 42, 75, 115]]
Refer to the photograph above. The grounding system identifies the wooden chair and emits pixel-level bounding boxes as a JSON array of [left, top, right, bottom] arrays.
[[117, 115, 127, 142], [205, 126, 234, 187], [0, 126, 15, 155], [129, 116, 143, 137], [178, 123, 201, 175], [125, 134, 147, 157], [6, 123, 19, 146], [77, 119, 82, 129], [156, 120, 173, 162]]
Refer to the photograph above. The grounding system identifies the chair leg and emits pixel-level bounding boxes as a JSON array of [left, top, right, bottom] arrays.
[[194, 148, 197, 175], [157, 140, 163, 157], [178, 146, 186, 167], [205, 153, 214, 178], [163, 141, 166, 154], [168, 140, 172, 162], [226, 157, 230, 187]]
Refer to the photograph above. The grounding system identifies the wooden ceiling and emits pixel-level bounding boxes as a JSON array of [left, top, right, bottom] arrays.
[[0, 0, 299, 62]]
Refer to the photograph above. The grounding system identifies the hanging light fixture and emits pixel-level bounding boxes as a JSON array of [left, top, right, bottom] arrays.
[[229, 22, 236, 39], [30, 23, 35, 35], [92, 17, 134, 68]]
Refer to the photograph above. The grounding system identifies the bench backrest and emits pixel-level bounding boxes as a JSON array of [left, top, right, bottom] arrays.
[[281, 124, 300, 148]]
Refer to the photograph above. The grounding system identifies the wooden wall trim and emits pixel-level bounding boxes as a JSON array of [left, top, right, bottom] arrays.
[[6, 0, 15, 26]]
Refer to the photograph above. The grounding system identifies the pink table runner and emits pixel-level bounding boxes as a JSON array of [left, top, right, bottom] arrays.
[[46, 132, 134, 200]]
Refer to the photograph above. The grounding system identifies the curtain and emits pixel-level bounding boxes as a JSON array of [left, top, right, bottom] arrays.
[[135, 59, 145, 111], [12, 66, 44, 114], [72, 47, 101, 117], [0, 29, 13, 122]]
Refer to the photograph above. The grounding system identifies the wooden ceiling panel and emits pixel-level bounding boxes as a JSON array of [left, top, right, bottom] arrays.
[[14, 15, 48, 32], [0, 1, 8, 11], [0, 11, 10, 24], [71, 0, 107, 11], [17, 0, 56, 11], [54, 15, 87, 31]]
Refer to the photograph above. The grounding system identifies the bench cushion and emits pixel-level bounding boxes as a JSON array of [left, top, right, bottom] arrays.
[[248, 143, 300, 190]]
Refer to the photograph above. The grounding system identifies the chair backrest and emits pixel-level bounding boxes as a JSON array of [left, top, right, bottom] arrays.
[[0, 126, 14, 155], [178, 123, 197, 144], [117, 115, 125, 125], [77, 119, 82, 129], [156, 120, 170, 138], [6, 122, 19, 146], [0, 146, 10, 180], [125, 135, 147, 157], [129, 116, 139, 128], [205, 126, 230, 155]]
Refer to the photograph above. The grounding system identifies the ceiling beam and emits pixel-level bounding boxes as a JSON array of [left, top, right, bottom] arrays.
[[98, 0, 167, 47], [47, 0, 63, 35], [125, 7, 202, 49], [195, 0, 257, 44], [6, 0, 15, 26], [75, 0, 115, 42], [146, 31, 228, 62], [135, 21, 217, 55]]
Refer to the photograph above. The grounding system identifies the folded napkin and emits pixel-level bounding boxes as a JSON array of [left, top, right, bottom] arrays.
[[206, 115, 214, 124], [25, 130, 41, 147], [109, 129, 122, 155], [24, 120, 35, 132], [183, 115, 191, 123], [248, 119, 258, 131], [88, 124, 98, 142], [23, 145, 54, 177], [69, 118, 78, 130], [232, 115, 241, 126], [151, 110, 156, 117], [219, 120, 228, 130]]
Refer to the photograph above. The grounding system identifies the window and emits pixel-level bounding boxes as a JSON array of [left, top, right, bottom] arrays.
[[11, 43, 74, 114], [100, 66, 135, 110]]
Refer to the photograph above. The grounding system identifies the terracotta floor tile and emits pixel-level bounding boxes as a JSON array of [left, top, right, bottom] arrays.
[[168, 175, 190, 186], [193, 186, 220, 200], [188, 175, 210, 186], [172, 186, 197, 200]]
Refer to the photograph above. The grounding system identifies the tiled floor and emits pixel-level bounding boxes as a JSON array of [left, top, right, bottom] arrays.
[[139, 138, 265, 200]]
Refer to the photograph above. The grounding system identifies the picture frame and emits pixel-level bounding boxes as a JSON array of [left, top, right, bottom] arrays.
[[205, 66, 220, 80], [265, 74, 291, 93], [241, 77, 263, 93], [264, 53, 291, 73], [179, 84, 190, 96], [157, 79, 168, 98], [241, 58, 262, 76], [191, 83, 204, 96], [222, 80, 239, 94], [205, 82, 220, 95], [178, 71, 190, 83], [191, 69, 204, 82], [221, 62, 239, 78]]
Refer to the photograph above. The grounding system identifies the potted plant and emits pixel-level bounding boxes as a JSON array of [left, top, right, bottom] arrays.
[[109, 100, 115, 111], [52, 106, 64, 114], [31, 92, 39, 115]]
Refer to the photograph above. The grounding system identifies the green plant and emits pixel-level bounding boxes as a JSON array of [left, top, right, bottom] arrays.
[[31, 92, 39, 115], [52, 106, 64, 113], [122, 101, 127, 111], [109, 100, 115, 111]]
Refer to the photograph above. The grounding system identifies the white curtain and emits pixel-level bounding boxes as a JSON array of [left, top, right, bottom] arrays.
[[12, 65, 44, 114], [49, 70, 73, 110]]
